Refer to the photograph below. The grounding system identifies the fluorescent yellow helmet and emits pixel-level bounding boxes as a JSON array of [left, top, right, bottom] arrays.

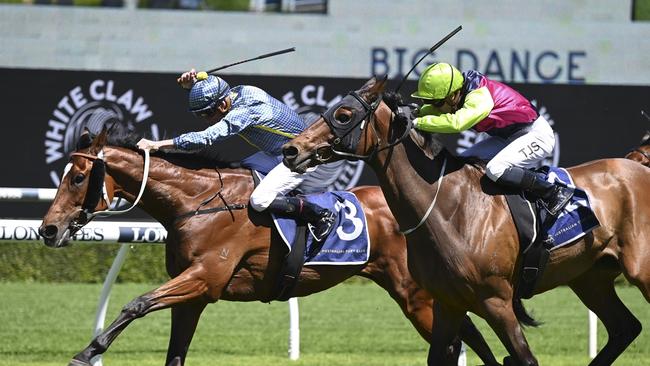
[[411, 63, 464, 100]]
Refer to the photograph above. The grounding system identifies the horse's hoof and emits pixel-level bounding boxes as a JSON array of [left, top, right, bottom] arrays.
[[68, 358, 90, 366], [502, 356, 514, 366], [167, 356, 182, 366]]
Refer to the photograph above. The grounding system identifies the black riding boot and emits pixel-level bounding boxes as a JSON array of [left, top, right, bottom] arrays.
[[267, 196, 336, 241], [497, 167, 574, 216]]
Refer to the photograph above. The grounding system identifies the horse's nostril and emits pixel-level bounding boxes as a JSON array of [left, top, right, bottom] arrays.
[[283, 145, 299, 159], [39, 225, 58, 239]]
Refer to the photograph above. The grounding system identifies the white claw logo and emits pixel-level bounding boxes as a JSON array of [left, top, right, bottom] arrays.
[[44, 80, 158, 186]]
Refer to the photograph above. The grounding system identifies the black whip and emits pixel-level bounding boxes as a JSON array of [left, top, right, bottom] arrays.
[[206, 47, 296, 74], [395, 26, 462, 92]]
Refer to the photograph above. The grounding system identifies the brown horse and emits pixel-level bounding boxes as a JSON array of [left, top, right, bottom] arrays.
[[282, 78, 650, 366], [625, 130, 650, 167], [38, 130, 499, 366]]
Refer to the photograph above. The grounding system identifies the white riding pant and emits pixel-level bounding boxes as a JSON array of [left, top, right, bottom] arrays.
[[460, 116, 555, 181], [249, 163, 319, 212]]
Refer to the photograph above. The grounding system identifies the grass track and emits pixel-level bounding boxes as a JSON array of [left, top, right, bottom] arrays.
[[0, 282, 648, 365]]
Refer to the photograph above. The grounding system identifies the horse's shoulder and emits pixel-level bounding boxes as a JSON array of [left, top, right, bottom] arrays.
[[350, 185, 387, 210]]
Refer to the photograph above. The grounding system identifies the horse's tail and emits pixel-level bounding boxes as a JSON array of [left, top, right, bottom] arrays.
[[513, 298, 541, 327]]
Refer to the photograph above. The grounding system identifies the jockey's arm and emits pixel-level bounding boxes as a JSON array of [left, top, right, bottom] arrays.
[[414, 87, 494, 134], [171, 108, 255, 152]]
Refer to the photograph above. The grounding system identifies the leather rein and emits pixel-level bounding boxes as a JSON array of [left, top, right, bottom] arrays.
[[69, 149, 246, 229]]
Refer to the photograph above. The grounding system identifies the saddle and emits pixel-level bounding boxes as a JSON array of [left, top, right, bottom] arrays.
[[504, 167, 600, 299]]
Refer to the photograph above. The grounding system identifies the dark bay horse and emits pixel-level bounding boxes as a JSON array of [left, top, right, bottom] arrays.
[[39, 130, 499, 366], [282, 77, 650, 366]]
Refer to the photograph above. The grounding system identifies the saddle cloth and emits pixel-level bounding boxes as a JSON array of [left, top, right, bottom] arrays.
[[272, 191, 370, 265], [507, 167, 600, 250], [241, 152, 370, 265], [537, 167, 600, 249]]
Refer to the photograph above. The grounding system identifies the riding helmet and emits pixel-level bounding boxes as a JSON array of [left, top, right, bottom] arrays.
[[188, 74, 231, 113], [411, 63, 464, 100]]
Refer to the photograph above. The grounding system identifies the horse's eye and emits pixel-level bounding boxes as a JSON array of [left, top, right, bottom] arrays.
[[337, 113, 351, 124], [73, 174, 85, 185]]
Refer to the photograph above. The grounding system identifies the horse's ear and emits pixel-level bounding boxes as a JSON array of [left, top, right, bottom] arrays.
[[90, 126, 109, 153], [359, 76, 387, 101], [360, 77, 377, 91], [76, 128, 93, 150]]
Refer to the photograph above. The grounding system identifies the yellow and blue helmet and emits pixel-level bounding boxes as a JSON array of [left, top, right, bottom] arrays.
[[411, 63, 464, 100]]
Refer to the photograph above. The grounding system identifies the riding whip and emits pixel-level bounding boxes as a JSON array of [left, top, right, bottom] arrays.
[[642, 110, 650, 122], [193, 47, 296, 80], [395, 25, 462, 92]]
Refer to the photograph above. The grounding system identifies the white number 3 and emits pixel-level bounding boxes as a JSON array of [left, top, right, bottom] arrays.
[[334, 199, 363, 241]]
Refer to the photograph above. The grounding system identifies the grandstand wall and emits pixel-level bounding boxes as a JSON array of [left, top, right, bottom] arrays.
[[1, 0, 648, 85]]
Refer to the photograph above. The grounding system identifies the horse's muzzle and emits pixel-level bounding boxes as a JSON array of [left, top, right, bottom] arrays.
[[39, 223, 71, 248]]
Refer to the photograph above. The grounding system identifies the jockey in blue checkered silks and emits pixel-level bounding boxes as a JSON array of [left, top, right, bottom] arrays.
[[137, 69, 335, 241]]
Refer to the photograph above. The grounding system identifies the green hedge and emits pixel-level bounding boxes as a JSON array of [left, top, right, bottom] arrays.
[[0, 242, 376, 285], [635, 0, 650, 20], [0, 243, 168, 283]]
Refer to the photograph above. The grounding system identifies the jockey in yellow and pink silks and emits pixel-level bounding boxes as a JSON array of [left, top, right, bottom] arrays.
[[411, 62, 573, 215]]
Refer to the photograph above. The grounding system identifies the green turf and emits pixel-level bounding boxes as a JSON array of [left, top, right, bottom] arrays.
[[0, 282, 648, 365]]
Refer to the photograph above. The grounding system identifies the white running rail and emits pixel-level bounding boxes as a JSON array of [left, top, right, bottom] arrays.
[[0, 187, 302, 363]]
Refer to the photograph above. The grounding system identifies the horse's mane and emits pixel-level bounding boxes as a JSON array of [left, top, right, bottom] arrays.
[[90, 130, 240, 170], [381, 90, 453, 163]]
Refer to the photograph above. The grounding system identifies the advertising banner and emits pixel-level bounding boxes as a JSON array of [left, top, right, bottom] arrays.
[[1, 68, 648, 218]]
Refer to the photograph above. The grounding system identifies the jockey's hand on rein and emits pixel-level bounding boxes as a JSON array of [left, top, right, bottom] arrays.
[[136, 138, 158, 152], [396, 103, 419, 125]]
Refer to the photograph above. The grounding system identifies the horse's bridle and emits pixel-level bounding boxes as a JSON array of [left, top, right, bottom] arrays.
[[68, 148, 244, 229], [317, 91, 414, 162], [68, 149, 151, 230]]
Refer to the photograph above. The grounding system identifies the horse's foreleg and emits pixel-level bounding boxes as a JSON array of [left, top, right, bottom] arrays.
[[68, 265, 216, 366], [165, 301, 208, 366], [457, 315, 502, 366], [480, 294, 538, 366], [427, 301, 465, 366], [365, 265, 500, 365], [569, 267, 642, 366]]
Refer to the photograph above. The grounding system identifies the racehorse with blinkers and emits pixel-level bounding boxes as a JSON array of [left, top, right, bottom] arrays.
[[39, 129, 500, 366], [282, 77, 650, 366]]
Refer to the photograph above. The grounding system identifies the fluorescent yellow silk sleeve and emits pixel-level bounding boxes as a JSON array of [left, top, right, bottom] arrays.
[[414, 87, 494, 133]]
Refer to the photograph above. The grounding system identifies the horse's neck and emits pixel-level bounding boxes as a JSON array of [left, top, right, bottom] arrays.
[[104, 147, 252, 225], [371, 139, 437, 220], [370, 137, 471, 250]]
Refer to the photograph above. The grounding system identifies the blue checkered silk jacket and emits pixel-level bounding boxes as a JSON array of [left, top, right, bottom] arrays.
[[173, 85, 306, 156]]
